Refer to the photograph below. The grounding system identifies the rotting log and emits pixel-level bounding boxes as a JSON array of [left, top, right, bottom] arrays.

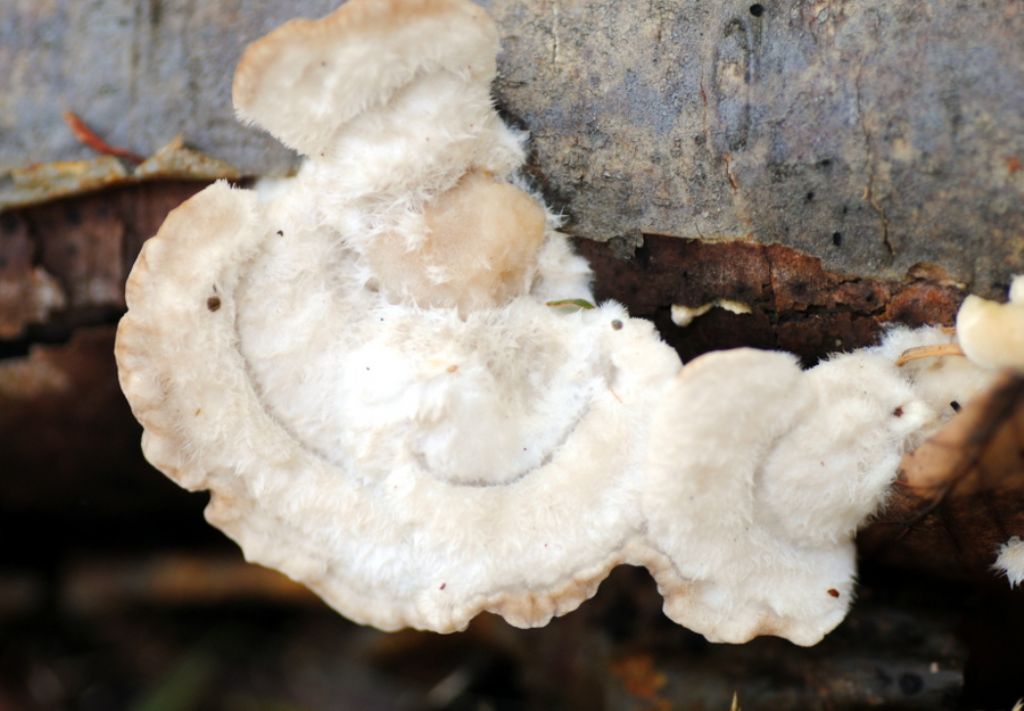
[[1, 0, 1023, 706], [2, 1, 1022, 294]]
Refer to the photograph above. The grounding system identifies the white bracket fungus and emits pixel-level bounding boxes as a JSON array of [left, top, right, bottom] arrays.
[[115, 0, 1013, 645]]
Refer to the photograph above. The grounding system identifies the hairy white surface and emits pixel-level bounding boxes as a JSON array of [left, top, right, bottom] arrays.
[[643, 347, 939, 644], [995, 537, 1024, 588], [871, 325, 996, 441], [115, 0, 1002, 644]]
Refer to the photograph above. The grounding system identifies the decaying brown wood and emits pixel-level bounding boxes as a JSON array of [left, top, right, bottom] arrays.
[[861, 374, 1024, 582], [575, 234, 964, 366]]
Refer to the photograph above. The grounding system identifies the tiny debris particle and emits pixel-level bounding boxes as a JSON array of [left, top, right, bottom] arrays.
[[827, 588, 840, 597], [207, 296, 221, 312], [276, 230, 284, 236], [950, 400, 961, 412], [439, 582, 446, 590], [611, 319, 624, 330], [893, 406, 904, 417], [447, 364, 459, 373]]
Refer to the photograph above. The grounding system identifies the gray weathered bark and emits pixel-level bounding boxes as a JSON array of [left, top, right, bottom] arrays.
[[2, 1, 1021, 293]]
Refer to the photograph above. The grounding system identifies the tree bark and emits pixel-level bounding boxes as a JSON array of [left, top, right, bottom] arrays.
[[2, 1, 1022, 294]]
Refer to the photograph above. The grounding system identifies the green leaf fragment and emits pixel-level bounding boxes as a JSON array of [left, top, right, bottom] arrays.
[[545, 298, 596, 311]]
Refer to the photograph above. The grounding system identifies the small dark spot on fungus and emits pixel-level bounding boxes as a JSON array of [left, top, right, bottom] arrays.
[[950, 400, 961, 412], [749, 3, 765, 17], [439, 582, 446, 590], [611, 319, 624, 330], [206, 296, 221, 312], [893, 406, 904, 418], [898, 672, 923, 695], [276, 230, 284, 236], [827, 588, 840, 598], [832, 232, 843, 247], [805, 190, 815, 202]]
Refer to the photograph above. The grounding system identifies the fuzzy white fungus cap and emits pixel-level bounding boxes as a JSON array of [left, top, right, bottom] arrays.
[[956, 275, 1024, 371], [115, 0, 987, 645]]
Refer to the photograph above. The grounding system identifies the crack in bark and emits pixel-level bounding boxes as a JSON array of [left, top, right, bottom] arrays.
[[855, 61, 894, 258]]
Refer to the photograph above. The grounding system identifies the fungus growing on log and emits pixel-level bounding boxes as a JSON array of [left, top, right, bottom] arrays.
[[116, 0, 681, 634], [115, 0, 1014, 645]]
